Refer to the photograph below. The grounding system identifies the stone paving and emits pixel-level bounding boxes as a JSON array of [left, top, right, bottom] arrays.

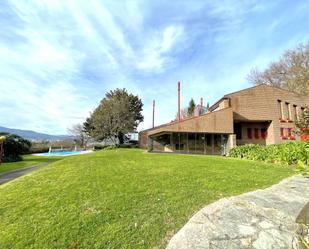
[[166, 175, 309, 249]]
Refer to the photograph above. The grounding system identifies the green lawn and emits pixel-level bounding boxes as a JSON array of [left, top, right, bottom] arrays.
[[0, 155, 62, 174], [0, 149, 294, 249]]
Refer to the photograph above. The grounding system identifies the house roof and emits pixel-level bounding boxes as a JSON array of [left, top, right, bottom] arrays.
[[140, 84, 307, 134], [208, 84, 306, 111]]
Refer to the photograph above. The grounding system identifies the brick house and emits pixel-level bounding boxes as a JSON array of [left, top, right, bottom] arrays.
[[139, 84, 309, 155]]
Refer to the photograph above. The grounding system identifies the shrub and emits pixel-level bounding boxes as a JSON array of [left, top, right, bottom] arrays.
[[94, 144, 138, 150], [103, 145, 118, 150], [93, 144, 111, 150], [0, 132, 32, 162], [118, 144, 138, 149], [229, 141, 309, 166]]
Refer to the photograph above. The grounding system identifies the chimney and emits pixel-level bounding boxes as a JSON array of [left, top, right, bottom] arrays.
[[152, 99, 155, 128], [178, 81, 180, 122]]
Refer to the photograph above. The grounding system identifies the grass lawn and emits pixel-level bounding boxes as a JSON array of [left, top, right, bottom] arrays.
[[0, 155, 62, 174], [0, 149, 294, 249]]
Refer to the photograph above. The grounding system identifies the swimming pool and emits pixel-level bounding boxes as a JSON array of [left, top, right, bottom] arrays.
[[33, 150, 93, 157]]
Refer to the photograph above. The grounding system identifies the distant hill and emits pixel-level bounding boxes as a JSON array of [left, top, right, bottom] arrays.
[[0, 126, 75, 141]]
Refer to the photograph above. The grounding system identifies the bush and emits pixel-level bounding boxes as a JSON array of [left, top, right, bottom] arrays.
[[0, 133, 32, 162], [93, 144, 112, 150], [118, 144, 138, 149], [94, 144, 138, 150], [229, 141, 309, 166], [103, 145, 118, 150]]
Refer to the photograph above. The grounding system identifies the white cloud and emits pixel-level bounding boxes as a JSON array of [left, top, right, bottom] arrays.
[[0, 0, 308, 134], [136, 25, 184, 71]]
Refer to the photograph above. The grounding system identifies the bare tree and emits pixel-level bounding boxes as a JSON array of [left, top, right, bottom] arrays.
[[248, 42, 309, 95], [68, 124, 90, 149]]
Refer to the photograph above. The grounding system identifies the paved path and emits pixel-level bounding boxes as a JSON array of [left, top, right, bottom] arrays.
[[166, 175, 309, 249], [0, 162, 51, 185]]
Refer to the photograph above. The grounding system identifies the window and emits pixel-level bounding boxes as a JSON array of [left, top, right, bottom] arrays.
[[285, 102, 290, 120], [195, 133, 205, 154], [280, 128, 292, 139], [293, 105, 297, 121], [187, 133, 196, 153], [287, 128, 292, 137], [247, 128, 252, 139], [175, 143, 184, 150], [213, 134, 222, 155], [277, 100, 282, 119], [254, 128, 259, 139], [261, 128, 267, 139], [206, 134, 213, 155], [234, 123, 242, 139]]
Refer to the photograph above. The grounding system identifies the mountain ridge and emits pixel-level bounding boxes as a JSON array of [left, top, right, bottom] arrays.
[[0, 126, 74, 141]]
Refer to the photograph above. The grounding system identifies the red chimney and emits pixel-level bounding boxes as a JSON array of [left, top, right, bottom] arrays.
[[178, 81, 180, 122], [152, 99, 155, 128]]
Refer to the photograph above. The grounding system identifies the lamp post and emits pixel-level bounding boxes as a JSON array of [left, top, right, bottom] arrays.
[[0, 136, 6, 164]]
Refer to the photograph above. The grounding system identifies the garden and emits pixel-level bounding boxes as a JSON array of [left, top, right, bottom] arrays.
[[229, 141, 309, 166], [0, 149, 294, 249]]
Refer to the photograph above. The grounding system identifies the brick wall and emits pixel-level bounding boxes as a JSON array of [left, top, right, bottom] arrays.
[[226, 85, 309, 144], [139, 85, 309, 150], [147, 107, 233, 136]]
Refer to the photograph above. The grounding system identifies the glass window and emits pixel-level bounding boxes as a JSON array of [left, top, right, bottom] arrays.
[[261, 128, 267, 139], [187, 133, 195, 153], [293, 105, 297, 121], [254, 128, 259, 139], [195, 133, 205, 154], [281, 128, 289, 138], [206, 134, 213, 155], [179, 133, 187, 152], [287, 128, 292, 137], [152, 134, 171, 152], [247, 128, 252, 139], [173, 133, 180, 151], [285, 102, 290, 120], [277, 100, 282, 119], [213, 134, 222, 155]]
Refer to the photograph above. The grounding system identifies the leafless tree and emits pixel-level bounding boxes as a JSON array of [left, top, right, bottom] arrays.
[[248, 42, 309, 95], [68, 124, 90, 149]]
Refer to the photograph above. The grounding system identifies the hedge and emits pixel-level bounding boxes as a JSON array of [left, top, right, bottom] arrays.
[[229, 141, 309, 165], [93, 144, 138, 150]]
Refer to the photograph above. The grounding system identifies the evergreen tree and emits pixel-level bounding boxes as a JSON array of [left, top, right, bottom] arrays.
[[88, 89, 143, 144], [187, 98, 196, 117]]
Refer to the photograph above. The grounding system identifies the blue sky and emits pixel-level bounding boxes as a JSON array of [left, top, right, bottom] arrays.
[[0, 0, 308, 134]]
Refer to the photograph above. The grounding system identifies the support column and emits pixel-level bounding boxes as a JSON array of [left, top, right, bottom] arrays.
[[148, 136, 154, 152], [226, 134, 236, 156]]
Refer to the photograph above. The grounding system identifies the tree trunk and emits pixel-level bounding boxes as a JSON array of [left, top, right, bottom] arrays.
[[118, 132, 124, 144]]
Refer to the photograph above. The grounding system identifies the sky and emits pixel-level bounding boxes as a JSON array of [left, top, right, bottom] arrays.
[[0, 0, 309, 134]]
